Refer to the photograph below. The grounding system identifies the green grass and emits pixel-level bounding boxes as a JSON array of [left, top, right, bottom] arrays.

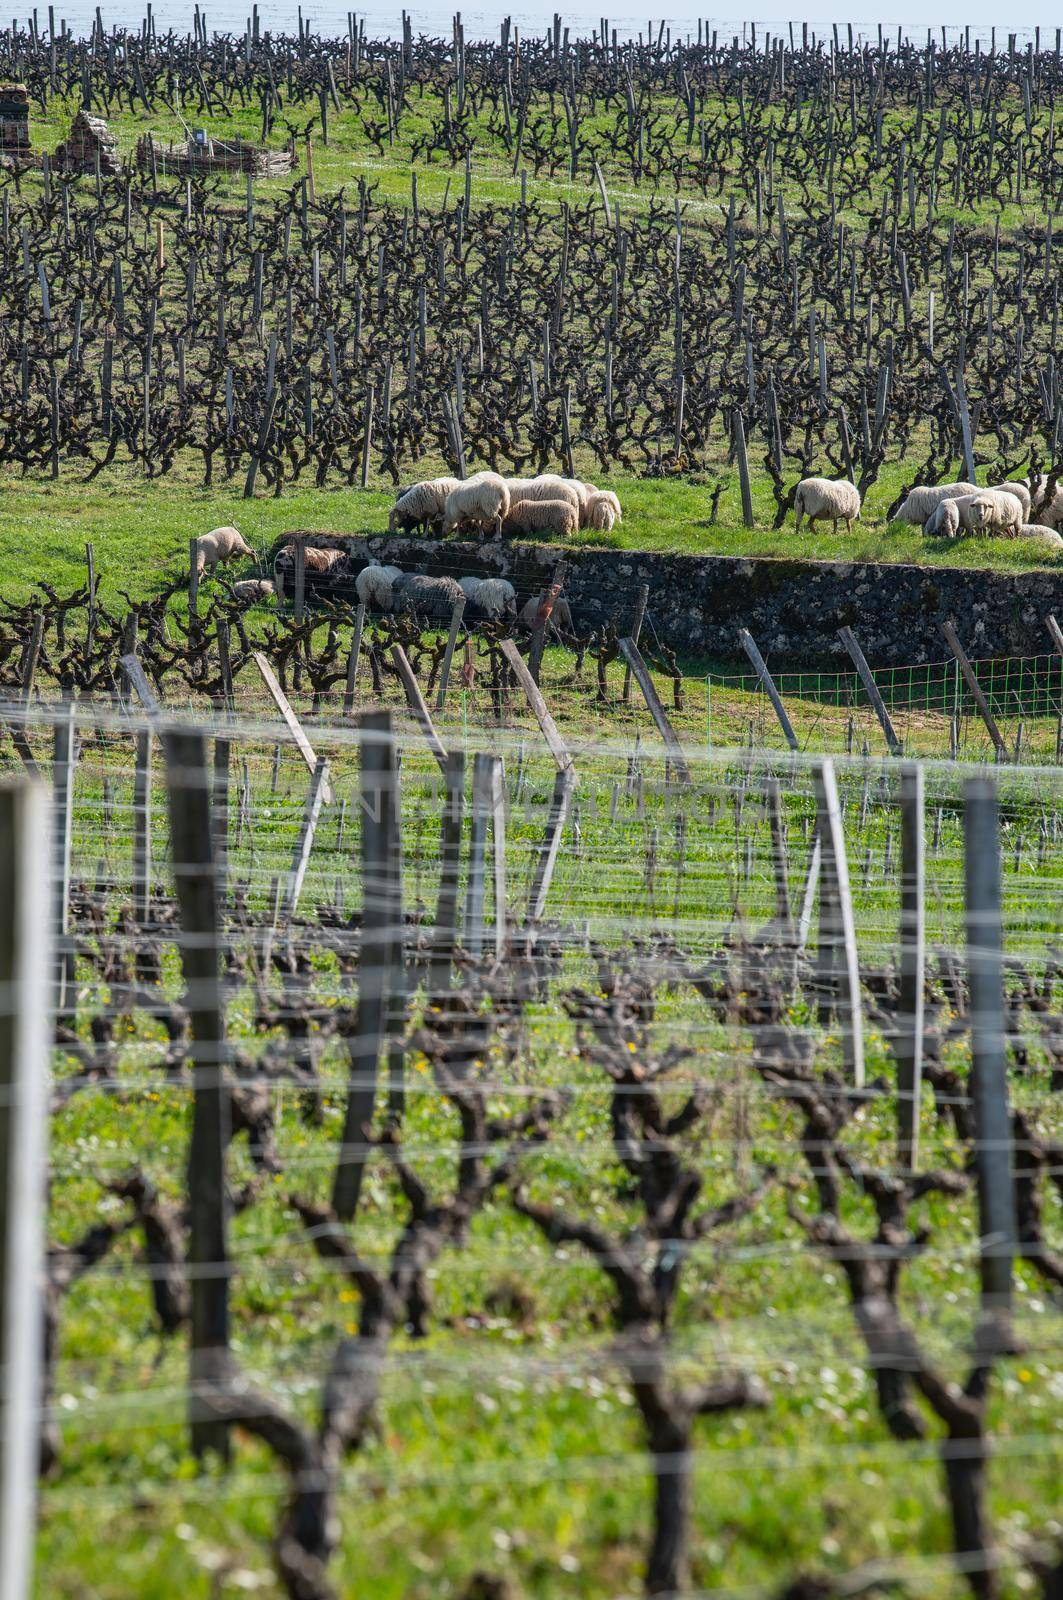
[[26, 725, 1063, 1599], [2, 461, 1060, 613]]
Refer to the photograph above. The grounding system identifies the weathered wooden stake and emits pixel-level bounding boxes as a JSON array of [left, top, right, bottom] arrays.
[[812, 759, 864, 1085], [162, 729, 230, 1460], [435, 596, 467, 711], [838, 626, 902, 755], [0, 782, 51, 1600], [738, 628, 799, 751], [896, 763, 925, 1170], [941, 621, 1007, 760]]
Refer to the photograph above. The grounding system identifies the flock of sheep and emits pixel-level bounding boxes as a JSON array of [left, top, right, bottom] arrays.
[[792, 473, 1063, 546], [388, 472, 622, 539]]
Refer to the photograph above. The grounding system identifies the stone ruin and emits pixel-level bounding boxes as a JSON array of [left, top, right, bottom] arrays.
[[53, 109, 121, 175]]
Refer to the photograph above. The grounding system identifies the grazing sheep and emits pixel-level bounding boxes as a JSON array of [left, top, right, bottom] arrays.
[[584, 486, 622, 524], [355, 562, 398, 611], [517, 593, 574, 637], [1019, 525, 1063, 550], [1027, 475, 1063, 529], [954, 489, 1024, 535], [441, 472, 511, 536], [464, 577, 517, 623], [989, 481, 1031, 519], [193, 525, 254, 574], [924, 498, 961, 538], [389, 477, 462, 533], [280, 547, 347, 579], [501, 498, 579, 538], [391, 573, 466, 623], [229, 579, 275, 604], [894, 482, 979, 524], [506, 478, 582, 515], [583, 491, 619, 531], [458, 575, 483, 603], [793, 476, 862, 533]]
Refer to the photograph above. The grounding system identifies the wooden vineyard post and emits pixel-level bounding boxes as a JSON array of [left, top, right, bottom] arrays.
[[333, 712, 400, 1221], [498, 638, 572, 772], [133, 728, 154, 927], [837, 626, 902, 756], [162, 729, 231, 1460], [812, 759, 864, 1086], [429, 751, 465, 997], [738, 628, 799, 751], [51, 702, 77, 1022], [941, 621, 1007, 761], [896, 763, 925, 1170], [390, 644, 449, 773], [527, 764, 576, 927], [188, 536, 200, 618], [21, 613, 43, 705], [963, 776, 1016, 1324], [0, 782, 51, 1600], [765, 776, 793, 938], [464, 752, 505, 957], [618, 637, 691, 784], [343, 602, 367, 714], [253, 652, 335, 802], [292, 537, 306, 625], [435, 596, 467, 711], [528, 561, 566, 684], [733, 410, 755, 527], [1046, 613, 1063, 763], [282, 756, 331, 923], [621, 582, 650, 704]]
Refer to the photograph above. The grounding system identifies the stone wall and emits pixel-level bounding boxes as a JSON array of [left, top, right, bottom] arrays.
[[286, 533, 1063, 667]]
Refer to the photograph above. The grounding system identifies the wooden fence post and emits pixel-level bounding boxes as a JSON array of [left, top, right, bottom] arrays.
[[528, 561, 566, 684], [188, 537, 200, 618], [837, 626, 902, 755], [282, 756, 330, 923], [812, 758, 864, 1086], [343, 602, 367, 713], [133, 729, 153, 927], [430, 751, 465, 996], [498, 638, 572, 772], [162, 729, 231, 1460], [391, 644, 449, 773], [527, 765, 576, 926], [621, 582, 649, 704], [963, 776, 1016, 1322], [435, 596, 467, 711], [253, 652, 334, 802], [765, 776, 793, 937], [333, 712, 400, 1221], [489, 756, 507, 960], [733, 410, 755, 527], [896, 763, 925, 1170], [941, 621, 1007, 760], [51, 703, 76, 1020], [738, 628, 799, 750], [0, 782, 51, 1600], [465, 752, 500, 956], [618, 638, 691, 783]]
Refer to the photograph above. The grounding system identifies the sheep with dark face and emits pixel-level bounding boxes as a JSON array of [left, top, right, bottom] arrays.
[[391, 573, 466, 623], [463, 577, 517, 624], [389, 477, 461, 533]]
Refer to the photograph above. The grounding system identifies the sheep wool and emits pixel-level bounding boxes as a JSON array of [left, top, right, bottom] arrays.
[[924, 499, 961, 538], [389, 477, 462, 532], [194, 525, 254, 573], [1018, 525, 1063, 549], [585, 487, 622, 523], [894, 482, 979, 524], [467, 577, 517, 620], [583, 491, 619, 531], [501, 498, 579, 537], [1027, 475, 1063, 530], [988, 481, 1031, 519], [441, 473, 510, 536], [793, 476, 862, 532], [392, 573, 466, 621], [953, 490, 1024, 535], [517, 594, 573, 636], [355, 563, 398, 611], [230, 579, 275, 604], [505, 478, 581, 514]]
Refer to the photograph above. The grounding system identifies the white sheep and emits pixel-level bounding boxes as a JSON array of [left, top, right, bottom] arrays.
[[924, 499, 961, 538], [583, 491, 619, 531], [954, 489, 1024, 535], [989, 481, 1031, 519], [441, 472, 511, 536], [193, 526, 254, 574], [1018, 525, 1063, 550], [528, 474, 593, 515], [584, 486, 622, 524], [501, 498, 579, 538], [506, 478, 582, 514], [1027, 475, 1063, 529], [894, 482, 979, 524], [458, 576, 483, 603], [391, 573, 466, 622], [229, 579, 275, 604], [464, 577, 517, 622], [389, 477, 462, 533], [355, 562, 397, 611], [793, 476, 862, 533]]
